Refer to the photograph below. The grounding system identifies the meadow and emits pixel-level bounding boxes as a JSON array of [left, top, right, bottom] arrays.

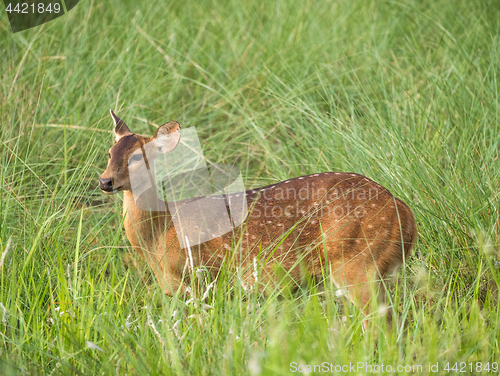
[[0, 0, 499, 374]]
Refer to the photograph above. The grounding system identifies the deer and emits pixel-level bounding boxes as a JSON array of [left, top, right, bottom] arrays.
[[99, 110, 417, 328]]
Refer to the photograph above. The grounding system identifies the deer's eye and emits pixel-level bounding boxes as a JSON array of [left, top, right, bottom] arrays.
[[129, 153, 143, 164], [107, 152, 111, 159]]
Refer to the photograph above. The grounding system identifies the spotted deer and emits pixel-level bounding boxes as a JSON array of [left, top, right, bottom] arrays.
[[99, 110, 417, 327]]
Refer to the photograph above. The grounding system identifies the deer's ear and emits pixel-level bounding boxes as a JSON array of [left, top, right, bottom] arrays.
[[154, 121, 181, 153], [110, 110, 132, 141]]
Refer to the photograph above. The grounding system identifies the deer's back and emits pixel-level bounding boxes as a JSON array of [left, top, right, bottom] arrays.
[[209, 172, 416, 277]]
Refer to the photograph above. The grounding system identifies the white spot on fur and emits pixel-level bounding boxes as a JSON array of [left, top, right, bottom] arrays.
[[224, 244, 230, 250], [335, 288, 347, 297]]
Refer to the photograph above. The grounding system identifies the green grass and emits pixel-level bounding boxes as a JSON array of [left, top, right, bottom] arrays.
[[1, 0, 499, 374]]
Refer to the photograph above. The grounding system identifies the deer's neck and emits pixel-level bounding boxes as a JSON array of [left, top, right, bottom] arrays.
[[122, 187, 173, 248], [123, 184, 167, 212]]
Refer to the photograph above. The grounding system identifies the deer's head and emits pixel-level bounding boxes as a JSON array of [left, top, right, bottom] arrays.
[[99, 110, 181, 194]]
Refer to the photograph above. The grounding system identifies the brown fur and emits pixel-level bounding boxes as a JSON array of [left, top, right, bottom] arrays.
[[99, 111, 417, 326]]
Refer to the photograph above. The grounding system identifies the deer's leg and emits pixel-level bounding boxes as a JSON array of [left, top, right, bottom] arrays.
[[158, 267, 187, 297], [159, 255, 189, 297], [328, 260, 395, 330], [140, 246, 187, 297]]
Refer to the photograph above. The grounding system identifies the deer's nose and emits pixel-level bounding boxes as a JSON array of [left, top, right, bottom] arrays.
[[99, 177, 114, 192]]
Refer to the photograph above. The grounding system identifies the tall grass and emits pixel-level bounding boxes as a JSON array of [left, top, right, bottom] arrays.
[[0, 0, 499, 374]]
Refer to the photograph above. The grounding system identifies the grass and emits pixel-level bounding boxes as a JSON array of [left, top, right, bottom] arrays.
[[0, 0, 499, 374]]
